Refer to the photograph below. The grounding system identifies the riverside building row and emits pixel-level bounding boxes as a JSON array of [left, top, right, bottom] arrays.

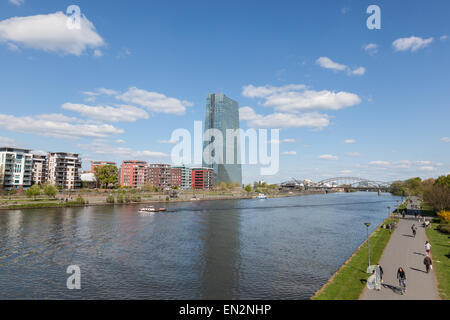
[[119, 161, 214, 190]]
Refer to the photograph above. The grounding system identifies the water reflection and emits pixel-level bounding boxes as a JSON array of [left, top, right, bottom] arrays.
[[0, 192, 399, 299]]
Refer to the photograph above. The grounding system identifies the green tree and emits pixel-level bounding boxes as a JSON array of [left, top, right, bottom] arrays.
[[43, 184, 58, 198], [245, 185, 252, 193], [435, 175, 450, 188], [26, 185, 41, 200], [94, 165, 118, 189]]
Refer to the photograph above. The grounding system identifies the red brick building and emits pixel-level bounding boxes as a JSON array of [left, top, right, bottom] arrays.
[[148, 164, 171, 190], [120, 160, 148, 189], [191, 167, 214, 190], [170, 167, 182, 189]]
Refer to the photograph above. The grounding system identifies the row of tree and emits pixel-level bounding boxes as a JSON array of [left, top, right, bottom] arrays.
[[390, 175, 450, 211]]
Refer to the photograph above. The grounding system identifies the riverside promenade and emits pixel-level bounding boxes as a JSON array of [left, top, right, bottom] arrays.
[[361, 218, 440, 300]]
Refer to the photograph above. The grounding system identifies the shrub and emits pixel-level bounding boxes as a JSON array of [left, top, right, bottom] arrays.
[[131, 195, 141, 202], [75, 196, 86, 205], [437, 210, 450, 222], [106, 195, 115, 204], [437, 224, 450, 234], [125, 195, 131, 203], [117, 195, 124, 204], [166, 196, 170, 201]]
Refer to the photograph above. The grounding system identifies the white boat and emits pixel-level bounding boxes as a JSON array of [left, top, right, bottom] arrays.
[[139, 206, 167, 213], [256, 193, 268, 200]]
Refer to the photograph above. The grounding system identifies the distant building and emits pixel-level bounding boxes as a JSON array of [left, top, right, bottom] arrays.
[[32, 154, 47, 185], [203, 93, 242, 185], [173, 165, 192, 190], [120, 160, 148, 189], [47, 152, 82, 190], [0, 147, 33, 190], [191, 167, 214, 190], [80, 172, 97, 189], [170, 166, 182, 189], [90, 161, 117, 173], [148, 163, 171, 190]]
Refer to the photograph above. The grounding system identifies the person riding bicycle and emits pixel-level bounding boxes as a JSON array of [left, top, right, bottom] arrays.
[[397, 267, 407, 294]]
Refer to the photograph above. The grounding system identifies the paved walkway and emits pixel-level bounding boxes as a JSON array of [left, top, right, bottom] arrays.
[[361, 218, 440, 300]]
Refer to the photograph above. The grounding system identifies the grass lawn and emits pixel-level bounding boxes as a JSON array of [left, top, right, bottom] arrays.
[[312, 219, 397, 300], [426, 224, 450, 300]]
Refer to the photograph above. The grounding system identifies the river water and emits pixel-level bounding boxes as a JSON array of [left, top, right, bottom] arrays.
[[0, 192, 400, 299]]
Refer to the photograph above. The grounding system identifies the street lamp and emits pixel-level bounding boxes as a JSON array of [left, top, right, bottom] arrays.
[[364, 222, 371, 269]]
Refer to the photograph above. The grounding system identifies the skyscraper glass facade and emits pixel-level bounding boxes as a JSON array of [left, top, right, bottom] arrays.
[[203, 93, 242, 185]]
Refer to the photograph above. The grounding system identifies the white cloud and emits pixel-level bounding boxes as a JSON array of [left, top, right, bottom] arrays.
[[62, 103, 149, 122], [93, 49, 103, 57], [369, 161, 390, 166], [441, 137, 450, 143], [340, 170, 352, 174], [7, 42, 20, 51], [270, 138, 296, 144], [8, 0, 24, 6], [440, 35, 448, 41], [0, 113, 123, 139], [416, 160, 432, 165], [239, 107, 330, 129], [393, 36, 434, 52], [0, 136, 15, 146], [157, 139, 178, 144], [117, 87, 193, 115], [344, 139, 357, 144], [350, 67, 366, 76], [419, 166, 435, 172], [316, 57, 366, 76], [79, 140, 168, 159], [363, 43, 378, 55], [282, 151, 297, 155], [115, 139, 125, 144], [0, 12, 105, 56], [243, 85, 361, 113], [318, 154, 338, 161]]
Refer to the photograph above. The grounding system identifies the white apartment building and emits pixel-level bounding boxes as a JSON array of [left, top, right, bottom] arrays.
[[47, 152, 81, 190], [0, 147, 33, 190], [32, 154, 47, 185]]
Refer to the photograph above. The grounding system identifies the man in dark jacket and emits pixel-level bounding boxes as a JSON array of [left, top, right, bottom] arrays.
[[424, 256, 432, 273]]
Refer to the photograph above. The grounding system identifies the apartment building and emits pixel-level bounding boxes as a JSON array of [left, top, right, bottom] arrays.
[[169, 167, 182, 189], [191, 167, 214, 190], [47, 152, 82, 190], [0, 147, 33, 190], [172, 165, 192, 190], [32, 154, 47, 185], [148, 163, 171, 190], [120, 160, 148, 189]]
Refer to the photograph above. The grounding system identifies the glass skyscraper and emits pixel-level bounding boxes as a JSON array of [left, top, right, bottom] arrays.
[[203, 93, 242, 185]]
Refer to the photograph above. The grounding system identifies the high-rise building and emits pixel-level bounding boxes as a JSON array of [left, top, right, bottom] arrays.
[[120, 160, 148, 189], [172, 165, 192, 190], [47, 152, 82, 190], [90, 161, 117, 173], [32, 154, 47, 185], [0, 147, 33, 190], [203, 93, 242, 185], [191, 167, 214, 190], [148, 163, 171, 190]]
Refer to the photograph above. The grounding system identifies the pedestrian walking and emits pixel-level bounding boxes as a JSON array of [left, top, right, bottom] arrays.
[[397, 267, 407, 295], [424, 256, 432, 273], [411, 224, 417, 238], [425, 241, 431, 256]]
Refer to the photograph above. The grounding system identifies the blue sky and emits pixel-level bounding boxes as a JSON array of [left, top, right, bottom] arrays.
[[0, 0, 449, 184]]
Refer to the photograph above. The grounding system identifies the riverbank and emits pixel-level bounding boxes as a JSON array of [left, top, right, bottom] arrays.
[[0, 190, 326, 211], [426, 224, 450, 300], [312, 217, 397, 300]]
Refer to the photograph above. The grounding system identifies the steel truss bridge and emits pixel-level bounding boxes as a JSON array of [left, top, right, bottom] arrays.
[[285, 177, 391, 190]]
